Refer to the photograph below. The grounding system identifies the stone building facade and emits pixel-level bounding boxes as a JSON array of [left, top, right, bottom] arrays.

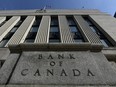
[[0, 9, 116, 86]]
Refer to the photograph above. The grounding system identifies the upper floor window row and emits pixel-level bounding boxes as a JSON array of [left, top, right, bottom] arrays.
[[0, 15, 115, 47]]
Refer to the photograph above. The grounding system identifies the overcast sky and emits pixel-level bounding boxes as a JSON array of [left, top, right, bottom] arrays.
[[0, 0, 116, 16]]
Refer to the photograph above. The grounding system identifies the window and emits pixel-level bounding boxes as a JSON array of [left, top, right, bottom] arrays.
[[51, 17, 58, 26], [0, 40, 9, 47], [14, 21, 22, 27], [49, 16, 60, 43], [83, 16, 113, 47], [14, 16, 26, 27], [24, 39, 35, 43], [30, 27, 39, 32], [0, 21, 6, 27], [67, 18, 76, 26], [50, 26, 59, 32], [70, 26, 78, 32], [25, 16, 41, 43], [67, 16, 84, 42], [32, 17, 41, 27]]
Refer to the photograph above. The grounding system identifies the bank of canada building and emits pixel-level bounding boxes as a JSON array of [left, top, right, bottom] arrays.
[[0, 9, 116, 86]]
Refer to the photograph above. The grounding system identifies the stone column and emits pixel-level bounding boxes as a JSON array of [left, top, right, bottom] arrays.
[[0, 17, 6, 24], [58, 16, 74, 43], [74, 16, 103, 51], [35, 16, 50, 43]]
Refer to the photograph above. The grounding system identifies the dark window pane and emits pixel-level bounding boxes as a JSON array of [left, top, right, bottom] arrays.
[[3, 33, 14, 39], [33, 20, 41, 26], [84, 18, 93, 25], [70, 26, 78, 32], [0, 21, 6, 27], [6, 16, 12, 21], [14, 21, 22, 27], [51, 18, 58, 25], [101, 39, 113, 47], [49, 32, 60, 39], [10, 27, 18, 32], [0, 40, 9, 47], [100, 39, 109, 47], [50, 27, 59, 32], [90, 26, 97, 33], [49, 39, 60, 43], [3, 27, 18, 39], [49, 16, 60, 43], [26, 32, 37, 39], [30, 27, 38, 32], [67, 18, 76, 25], [72, 32, 83, 39], [25, 39, 34, 43], [75, 39, 84, 42], [14, 16, 26, 27]]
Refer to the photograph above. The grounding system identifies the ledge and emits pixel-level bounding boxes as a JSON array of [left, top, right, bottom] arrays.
[[102, 47, 116, 61], [8, 43, 103, 53]]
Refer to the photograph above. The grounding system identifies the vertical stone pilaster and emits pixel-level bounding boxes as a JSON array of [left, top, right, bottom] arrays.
[[74, 16, 102, 45], [74, 16, 103, 51], [58, 16, 74, 43], [0, 17, 6, 24], [35, 16, 50, 43]]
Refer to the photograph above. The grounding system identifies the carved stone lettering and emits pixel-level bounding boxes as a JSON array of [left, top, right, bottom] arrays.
[[34, 69, 41, 76], [60, 69, 68, 76], [21, 69, 28, 76], [50, 61, 56, 66], [58, 54, 64, 59], [47, 69, 54, 76], [73, 69, 81, 76], [38, 54, 43, 59], [87, 69, 95, 76], [69, 54, 75, 59], [59, 61, 63, 67], [17, 52, 100, 84], [48, 54, 53, 59]]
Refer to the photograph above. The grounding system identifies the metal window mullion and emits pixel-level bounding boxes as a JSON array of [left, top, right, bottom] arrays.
[[58, 16, 74, 43], [35, 16, 50, 43]]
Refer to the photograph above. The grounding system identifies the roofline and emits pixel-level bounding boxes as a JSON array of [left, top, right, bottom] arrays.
[[0, 9, 109, 16]]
